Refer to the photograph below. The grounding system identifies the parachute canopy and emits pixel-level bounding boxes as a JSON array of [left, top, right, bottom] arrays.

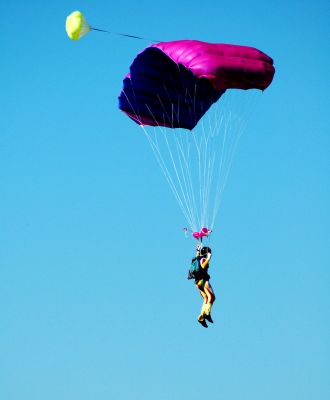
[[118, 40, 275, 233], [66, 11, 91, 41], [119, 40, 275, 130]]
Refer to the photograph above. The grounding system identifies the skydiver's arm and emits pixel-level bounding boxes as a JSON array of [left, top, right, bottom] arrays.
[[201, 253, 212, 269], [196, 242, 202, 257]]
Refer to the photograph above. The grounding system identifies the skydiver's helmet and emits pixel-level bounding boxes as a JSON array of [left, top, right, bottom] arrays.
[[201, 246, 212, 256]]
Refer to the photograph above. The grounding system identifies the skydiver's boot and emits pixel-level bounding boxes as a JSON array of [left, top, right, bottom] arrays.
[[197, 303, 208, 328], [197, 303, 207, 320], [204, 303, 214, 324], [198, 316, 208, 328]]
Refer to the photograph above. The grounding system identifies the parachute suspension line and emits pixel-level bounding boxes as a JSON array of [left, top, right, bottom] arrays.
[[197, 104, 206, 225], [90, 27, 160, 43], [156, 95, 174, 129], [163, 65, 208, 230], [145, 131, 196, 230], [175, 132, 200, 230], [184, 91, 237, 232], [173, 136, 200, 230], [210, 107, 236, 229], [202, 108, 214, 225], [125, 79, 201, 231], [179, 82, 200, 228], [153, 81, 205, 231], [197, 91, 222, 229], [160, 123, 197, 229], [215, 109, 232, 199], [182, 84, 201, 228], [208, 111, 225, 217], [203, 123, 215, 228], [199, 117, 210, 228], [170, 134, 193, 222], [191, 130, 203, 229], [141, 124, 196, 230], [153, 94, 199, 230], [144, 105, 199, 230], [206, 122, 218, 227], [185, 83, 207, 230], [209, 92, 252, 229], [205, 150, 216, 227], [173, 137, 195, 228], [121, 86, 197, 229], [212, 122, 230, 226]]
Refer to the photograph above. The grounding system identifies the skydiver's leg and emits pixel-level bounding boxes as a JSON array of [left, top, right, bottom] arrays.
[[203, 281, 216, 322], [196, 281, 208, 327], [204, 281, 216, 304]]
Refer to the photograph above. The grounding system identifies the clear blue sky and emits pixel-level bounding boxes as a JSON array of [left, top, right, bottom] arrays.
[[1, 1, 329, 399]]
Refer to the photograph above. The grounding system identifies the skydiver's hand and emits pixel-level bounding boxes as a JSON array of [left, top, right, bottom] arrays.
[[196, 243, 202, 251]]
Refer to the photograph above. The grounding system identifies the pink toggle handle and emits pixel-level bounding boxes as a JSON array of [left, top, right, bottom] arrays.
[[200, 227, 210, 236], [193, 231, 202, 239]]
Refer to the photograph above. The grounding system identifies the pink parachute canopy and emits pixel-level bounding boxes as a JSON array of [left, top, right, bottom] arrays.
[[153, 40, 275, 91]]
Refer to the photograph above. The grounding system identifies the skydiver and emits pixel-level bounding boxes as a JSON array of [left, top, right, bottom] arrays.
[[191, 244, 216, 328]]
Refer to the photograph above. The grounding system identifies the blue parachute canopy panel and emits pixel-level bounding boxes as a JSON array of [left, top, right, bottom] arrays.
[[118, 47, 225, 130]]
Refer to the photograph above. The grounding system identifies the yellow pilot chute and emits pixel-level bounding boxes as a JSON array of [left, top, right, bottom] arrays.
[[65, 11, 157, 42], [66, 11, 91, 41]]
